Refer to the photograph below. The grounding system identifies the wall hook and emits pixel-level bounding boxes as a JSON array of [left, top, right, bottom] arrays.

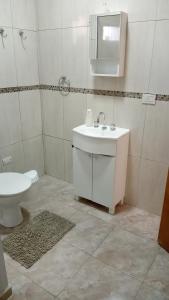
[[19, 30, 27, 40], [19, 30, 27, 49], [58, 76, 70, 96], [0, 28, 7, 38], [0, 28, 7, 48]]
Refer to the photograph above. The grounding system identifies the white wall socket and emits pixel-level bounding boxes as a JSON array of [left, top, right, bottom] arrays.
[[2, 156, 12, 166], [142, 93, 156, 105]]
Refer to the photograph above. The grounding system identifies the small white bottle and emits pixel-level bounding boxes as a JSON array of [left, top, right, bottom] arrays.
[[85, 109, 93, 127]]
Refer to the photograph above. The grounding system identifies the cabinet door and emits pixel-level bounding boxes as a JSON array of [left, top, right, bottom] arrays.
[[73, 148, 92, 200], [93, 154, 115, 208]]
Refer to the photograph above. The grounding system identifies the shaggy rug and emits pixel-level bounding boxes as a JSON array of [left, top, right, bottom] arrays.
[[3, 210, 75, 268]]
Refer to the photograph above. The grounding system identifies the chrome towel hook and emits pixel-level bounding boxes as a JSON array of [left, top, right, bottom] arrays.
[[19, 30, 27, 40], [58, 76, 70, 96], [19, 30, 27, 49], [0, 28, 7, 48], [0, 28, 7, 38]]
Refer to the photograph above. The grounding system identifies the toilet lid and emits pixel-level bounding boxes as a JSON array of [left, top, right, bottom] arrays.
[[0, 173, 32, 197]]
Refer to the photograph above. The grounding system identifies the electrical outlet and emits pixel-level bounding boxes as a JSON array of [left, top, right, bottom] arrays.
[[2, 156, 12, 166], [142, 93, 156, 105]]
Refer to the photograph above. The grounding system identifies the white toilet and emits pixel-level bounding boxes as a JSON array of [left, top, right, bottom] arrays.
[[0, 170, 39, 228]]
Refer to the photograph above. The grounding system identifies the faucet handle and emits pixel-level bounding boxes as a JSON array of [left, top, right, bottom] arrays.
[[110, 123, 116, 131], [94, 120, 99, 127]]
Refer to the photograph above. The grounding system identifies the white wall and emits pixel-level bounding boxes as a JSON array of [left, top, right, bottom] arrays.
[[0, 0, 44, 175], [38, 0, 169, 215]]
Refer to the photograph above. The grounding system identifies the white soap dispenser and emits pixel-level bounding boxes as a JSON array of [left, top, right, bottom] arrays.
[[85, 108, 93, 127]]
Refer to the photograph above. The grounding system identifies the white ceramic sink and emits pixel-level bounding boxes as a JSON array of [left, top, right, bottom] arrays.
[[73, 125, 129, 140], [73, 125, 129, 156]]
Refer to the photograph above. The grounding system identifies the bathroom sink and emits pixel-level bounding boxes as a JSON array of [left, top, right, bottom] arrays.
[[73, 125, 129, 156], [73, 125, 129, 140]]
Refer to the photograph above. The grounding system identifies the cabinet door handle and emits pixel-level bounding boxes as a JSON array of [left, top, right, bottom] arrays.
[[93, 154, 114, 158]]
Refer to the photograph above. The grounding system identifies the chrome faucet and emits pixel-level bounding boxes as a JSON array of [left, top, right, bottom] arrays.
[[97, 112, 105, 124], [95, 112, 107, 129]]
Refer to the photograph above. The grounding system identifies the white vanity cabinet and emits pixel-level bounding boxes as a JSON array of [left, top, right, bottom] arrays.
[[92, 154, 115, 208], [73, 125, 129, 214], [73, 148, 92, 200]]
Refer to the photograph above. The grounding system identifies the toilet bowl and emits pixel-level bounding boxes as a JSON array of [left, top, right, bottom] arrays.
[[0, 170, 39, 228]]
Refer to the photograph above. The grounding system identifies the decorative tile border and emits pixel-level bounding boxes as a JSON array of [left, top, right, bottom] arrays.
[[156, 94, 169, 102], [1, 84, 169, 102], [0, 85, 39, 94], [40, 85, 143, 99]]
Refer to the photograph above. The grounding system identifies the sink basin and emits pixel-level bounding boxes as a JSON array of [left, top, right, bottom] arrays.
[[73, 125, 129, 140], [73, 125, 129, 156]]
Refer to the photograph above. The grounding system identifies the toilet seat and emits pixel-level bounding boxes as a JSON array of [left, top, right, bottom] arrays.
[[0, 173, 32, 197]]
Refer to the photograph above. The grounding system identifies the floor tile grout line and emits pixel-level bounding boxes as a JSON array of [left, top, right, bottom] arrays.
[[7, 247, 145, 298], [133, 279, 147, 300], [53, 255, 93, 298], [7, 259, 59, 299], [18, 248, 92, 298], [71, 205, 160, 243], [117, 223, 159, 244], [6, 236, 159, 294], [90, 254, 151, 285]]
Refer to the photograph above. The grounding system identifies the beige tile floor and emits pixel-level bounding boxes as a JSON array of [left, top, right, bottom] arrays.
[[3, 175, 169, 300]]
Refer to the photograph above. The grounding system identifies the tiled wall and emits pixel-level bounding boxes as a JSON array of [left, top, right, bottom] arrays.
[[0, 0, 168, 215], [38, 0, 169, 215], [0, 0, 44, 175]]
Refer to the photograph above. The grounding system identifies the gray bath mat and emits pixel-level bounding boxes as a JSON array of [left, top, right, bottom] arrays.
[[3, 210, 75, 269]]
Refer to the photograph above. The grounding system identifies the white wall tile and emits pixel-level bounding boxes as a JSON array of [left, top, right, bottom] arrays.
[[114, 98, 146, 157], [149, 21, 169, 94], [128, 0, 158, 22], [87, 74, 118, 91], [122, 21, 155, 93], [64, 140, 73, 183], [0, 0, 12, 27], [62, 27, 88, 88], [13, 29, 39, 86], [0, 28, 17, 87], [44, 136, 64, 180], [142, 101, 169, 164], [99, 0, 158, 22], [42, 91, 63, 139], [138, 159, 168, 215], [11, 0, 37, 30], [85, 0, 159, 28], [37, 0, 62, 30], [88, 0, 115, 16], [19, 90, 42, 140], [39, 30, 62, 85], [37, 0, 158, 29], [86, 94, 114, 125], [62, 0, 88, 28], [23, 136, 44, 175], [0, 142, 24, 172], [63, 93, 86, 141], [157, 0, 169, 20], [0, 93, 21, 148], [125, 156, 140, 207]]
